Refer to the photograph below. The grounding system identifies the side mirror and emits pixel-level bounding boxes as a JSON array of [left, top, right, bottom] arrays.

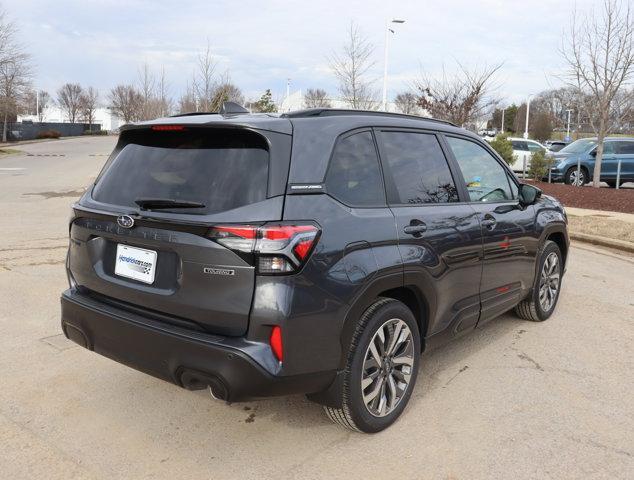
[[590, 150, 597, 157], [519, 183, 542, 206]]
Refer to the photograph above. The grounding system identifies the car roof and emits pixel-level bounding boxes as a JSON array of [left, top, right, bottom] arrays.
[[284, 110, 474, 184]]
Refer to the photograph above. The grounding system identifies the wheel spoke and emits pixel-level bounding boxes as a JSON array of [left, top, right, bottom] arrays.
[[392, 355, 414, 367], [363, 377, 383, 405], [386, 375, 398, 410]]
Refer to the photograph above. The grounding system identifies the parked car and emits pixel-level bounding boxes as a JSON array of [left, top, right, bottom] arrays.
[[544, 140, 569, 152], [507, 137, 548, 173], [61, 106, 569, 433], [548, 137, 634, 186]]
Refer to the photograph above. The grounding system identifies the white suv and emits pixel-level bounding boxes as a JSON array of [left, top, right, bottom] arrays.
[[508, 138, 547, 172]]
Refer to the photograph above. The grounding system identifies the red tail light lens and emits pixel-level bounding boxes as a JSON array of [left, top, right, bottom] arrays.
[[151, 125, 186, 131], [207, 223, 320, 274], [270, 326, 283, 361]]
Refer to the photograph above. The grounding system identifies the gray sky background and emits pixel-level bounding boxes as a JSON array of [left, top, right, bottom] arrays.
[[7, 0, 598, 106]]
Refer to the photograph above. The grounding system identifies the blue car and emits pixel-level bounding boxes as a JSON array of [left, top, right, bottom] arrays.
[[549, 137, 634, 186]]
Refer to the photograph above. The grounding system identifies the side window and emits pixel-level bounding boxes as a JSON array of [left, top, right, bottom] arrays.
[[615, 141, 634, 154], [512, 141, 529, 151], [446, 137, 514, 203], [325, 131, 385, 206], [380, 131, 459, 204], [527, 141, 544, 153]]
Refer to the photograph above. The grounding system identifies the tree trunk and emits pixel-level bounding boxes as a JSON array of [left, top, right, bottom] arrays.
[[593, 112, 608, 188], [2, 109, 8, 143]]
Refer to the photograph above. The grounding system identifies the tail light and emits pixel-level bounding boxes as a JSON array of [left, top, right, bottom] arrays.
[[208, 223, 320, 274]]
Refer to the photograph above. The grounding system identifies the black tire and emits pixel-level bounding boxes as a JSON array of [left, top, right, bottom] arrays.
[[564, 166, 588, 186], [515, 240, 563, 322], [606, 180, 616, 188], [324, 298, 421, 433]]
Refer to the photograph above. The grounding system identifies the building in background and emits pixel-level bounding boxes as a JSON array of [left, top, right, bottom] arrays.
[[18, 106, 122, 131]]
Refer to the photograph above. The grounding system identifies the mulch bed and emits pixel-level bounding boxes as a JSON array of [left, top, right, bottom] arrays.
[[525, 181, 634, 214]]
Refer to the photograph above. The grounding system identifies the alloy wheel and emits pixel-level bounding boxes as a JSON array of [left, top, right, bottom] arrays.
[[539, 252, 560, 312], [361, 318, 414, 417]]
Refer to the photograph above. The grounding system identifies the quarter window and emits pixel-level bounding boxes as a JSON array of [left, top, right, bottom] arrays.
[[380, 131, 459, 204], [446, 137, 515, 202], [325, 131, 385, 206]]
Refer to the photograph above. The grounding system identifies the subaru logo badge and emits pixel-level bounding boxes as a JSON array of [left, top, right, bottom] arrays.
[[117, 215, 135, 229]]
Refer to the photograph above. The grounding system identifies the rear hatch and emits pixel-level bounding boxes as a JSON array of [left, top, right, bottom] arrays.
[[68, 123, 292, 336]]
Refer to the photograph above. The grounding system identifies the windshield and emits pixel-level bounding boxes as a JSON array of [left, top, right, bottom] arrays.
[[92, 128, 269, 214], [559, 139, 597, 154]]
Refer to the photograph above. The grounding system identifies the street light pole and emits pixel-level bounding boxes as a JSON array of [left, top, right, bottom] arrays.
[[565, 109, 573, 140], [501, 107, 505, 134], [523, 95, 533, 139], [381, 18, 405, 111]]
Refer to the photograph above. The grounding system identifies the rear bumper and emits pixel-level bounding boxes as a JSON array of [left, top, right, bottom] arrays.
[[60, 289, 335, 401]]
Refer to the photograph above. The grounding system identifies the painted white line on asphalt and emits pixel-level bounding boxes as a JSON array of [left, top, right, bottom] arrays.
[[0, 167, 26, 171]]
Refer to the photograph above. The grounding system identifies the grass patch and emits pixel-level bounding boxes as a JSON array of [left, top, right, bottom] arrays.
[[568, 215, 634, 243], [0, 148, 22, 155]]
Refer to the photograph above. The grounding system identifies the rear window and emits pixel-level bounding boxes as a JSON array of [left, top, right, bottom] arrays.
[[92, 128, 269, 214]]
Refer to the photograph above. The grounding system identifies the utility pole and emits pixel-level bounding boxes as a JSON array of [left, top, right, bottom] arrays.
[[36, 90, 39, 121]]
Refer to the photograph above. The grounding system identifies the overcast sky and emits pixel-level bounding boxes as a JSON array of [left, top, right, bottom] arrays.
[[8, 0, 598, 106]]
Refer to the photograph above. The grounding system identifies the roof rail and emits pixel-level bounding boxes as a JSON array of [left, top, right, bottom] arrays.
[[281, 108, 458, 127]]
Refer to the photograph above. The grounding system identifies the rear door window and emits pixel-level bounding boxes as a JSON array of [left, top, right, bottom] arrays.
[[92, 128, 269, 214], [615, 141, 634, 154], [379, 131, 459, 204], [325, 131, 385, 206]]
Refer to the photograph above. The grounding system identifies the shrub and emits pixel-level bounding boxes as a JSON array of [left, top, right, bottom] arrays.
[[36, 130, 61, 139], [489, 134, 516, 166], [528, 150, 554, 180], [82, 129, 107, 136]]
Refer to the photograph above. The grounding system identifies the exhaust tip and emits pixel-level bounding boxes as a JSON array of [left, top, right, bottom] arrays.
[[179, 369, 229, 401]]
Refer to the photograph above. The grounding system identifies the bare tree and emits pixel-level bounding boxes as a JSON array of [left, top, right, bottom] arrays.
[[193, 40, 217, 111], [304, 88, 331, 108], [209, 73, 244, 112], [57, 83, 83, 124], [178, 79, 197, 114], [138, 62, 156, 120], [414, 63, 501, 128], [80, 86, 99, 131], [0, 9, 33, 141], [156, 66, 172, 117], [108, 84, 143, 123], [394, 92, 418, 114], [561, 0, 634, 187], [329, 22, 378, 109], [36, 90, 50, 121]]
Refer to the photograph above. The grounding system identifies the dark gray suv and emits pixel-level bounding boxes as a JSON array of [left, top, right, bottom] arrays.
[[61, 106, 569, 432]]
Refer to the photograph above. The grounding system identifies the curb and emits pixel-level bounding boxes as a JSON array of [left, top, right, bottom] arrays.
[[570, 232, 634, 253]]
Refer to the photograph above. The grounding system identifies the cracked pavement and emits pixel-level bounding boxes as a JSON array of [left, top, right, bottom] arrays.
[[0, 137, 633, 479]]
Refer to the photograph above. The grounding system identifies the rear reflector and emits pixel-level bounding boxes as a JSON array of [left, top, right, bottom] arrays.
[[270, 326, 283, 361]]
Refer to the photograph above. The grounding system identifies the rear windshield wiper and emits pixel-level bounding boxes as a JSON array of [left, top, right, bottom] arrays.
[[134, 197, 206, 210]]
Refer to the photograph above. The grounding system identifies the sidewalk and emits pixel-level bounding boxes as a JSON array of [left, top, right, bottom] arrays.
[[565, 207, 634, 253]]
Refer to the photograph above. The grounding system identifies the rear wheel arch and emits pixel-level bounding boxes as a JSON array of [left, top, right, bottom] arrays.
[[378, 286, 428, 351]]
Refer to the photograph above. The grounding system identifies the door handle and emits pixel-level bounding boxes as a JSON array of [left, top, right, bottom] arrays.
[[404, 220, 427, 236], [481, 214, 497, 230]]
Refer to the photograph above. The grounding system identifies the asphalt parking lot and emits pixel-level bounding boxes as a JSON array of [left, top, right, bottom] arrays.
[[1, 137, 633, 479]]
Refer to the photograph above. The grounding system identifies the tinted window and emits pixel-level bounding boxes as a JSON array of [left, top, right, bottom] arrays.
[[527, 141, 544, 153], [446, 137, 515, 202], [380, 131, 458, 204], [325, 131, 384, 206], [93, 129, 269, 214], [615, 141, 634, 154], [512, 141, 529, 151]]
